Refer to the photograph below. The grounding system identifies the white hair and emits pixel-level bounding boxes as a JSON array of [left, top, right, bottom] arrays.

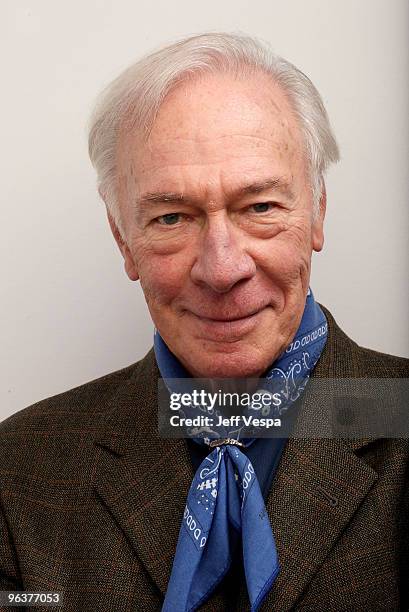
[[88, 32, 340, 238]]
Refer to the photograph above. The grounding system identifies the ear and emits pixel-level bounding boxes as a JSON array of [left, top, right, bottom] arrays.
[[312, 182, 326, 253], [106, 209, 139, 281]]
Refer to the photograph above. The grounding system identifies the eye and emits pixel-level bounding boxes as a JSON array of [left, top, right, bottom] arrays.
[[250, 202, 274, 213], [157, 213, 182, 225]]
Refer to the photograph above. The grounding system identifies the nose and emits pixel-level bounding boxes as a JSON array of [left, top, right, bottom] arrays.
[[190, 213, 256, 293]]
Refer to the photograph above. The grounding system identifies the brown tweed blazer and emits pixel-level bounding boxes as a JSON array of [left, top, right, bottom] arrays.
[[0, 306, 408, 611]]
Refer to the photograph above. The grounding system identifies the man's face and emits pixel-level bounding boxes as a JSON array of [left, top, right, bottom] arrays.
[[112, 72, 325, 378]]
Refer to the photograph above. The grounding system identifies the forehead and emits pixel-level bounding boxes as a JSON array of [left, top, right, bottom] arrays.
[[117, 72, 306, 192]]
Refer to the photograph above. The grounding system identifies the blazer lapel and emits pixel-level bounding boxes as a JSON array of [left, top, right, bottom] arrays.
[[261, 436, 378, 610], [260, 305, 380, 610], [93, 350, 194, 594]]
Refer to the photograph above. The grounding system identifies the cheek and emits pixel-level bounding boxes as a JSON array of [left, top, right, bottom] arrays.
[[137, 249, 191, 306], [255, 227, 312, 286]]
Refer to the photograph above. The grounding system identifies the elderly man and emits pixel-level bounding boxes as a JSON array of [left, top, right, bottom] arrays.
[[0, 33, 408, 612]]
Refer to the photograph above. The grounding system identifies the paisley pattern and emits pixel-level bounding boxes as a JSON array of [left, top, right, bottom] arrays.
[[161, 445, 279, 612]]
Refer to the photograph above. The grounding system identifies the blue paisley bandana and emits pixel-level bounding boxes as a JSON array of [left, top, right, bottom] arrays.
[[157, 289, 328, 611]]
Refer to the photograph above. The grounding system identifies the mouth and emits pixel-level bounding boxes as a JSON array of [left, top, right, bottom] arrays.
[[194, 310, 262, 323], [187, 307, 268, 340]]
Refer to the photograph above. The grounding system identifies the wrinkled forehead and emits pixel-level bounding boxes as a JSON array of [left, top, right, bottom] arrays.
[[117, 72, 307, 189]]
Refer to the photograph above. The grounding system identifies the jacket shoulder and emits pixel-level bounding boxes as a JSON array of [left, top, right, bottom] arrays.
[[1, 359, 140, 432], [0, 350, 156, 475], [319, 304, 409, 377], [354, 344, 409, 376]]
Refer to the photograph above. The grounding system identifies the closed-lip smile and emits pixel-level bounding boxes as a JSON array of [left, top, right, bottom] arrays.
[[193, 309, 263, 322], [188, 302, 269, 322], [186, 306, 268, 340]]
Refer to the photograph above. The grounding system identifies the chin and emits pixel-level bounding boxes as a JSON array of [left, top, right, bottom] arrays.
[[187, 352, 271, 379]]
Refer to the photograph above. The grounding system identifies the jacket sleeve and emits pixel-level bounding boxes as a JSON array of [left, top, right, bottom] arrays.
[[0, 487, 23, 589], [398, 448, 409, 610]]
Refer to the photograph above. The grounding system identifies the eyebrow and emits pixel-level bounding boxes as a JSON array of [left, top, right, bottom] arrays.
[[239, 178, 291, 196], [138, 192, 189, 205], [137, 177, 293, 207]]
